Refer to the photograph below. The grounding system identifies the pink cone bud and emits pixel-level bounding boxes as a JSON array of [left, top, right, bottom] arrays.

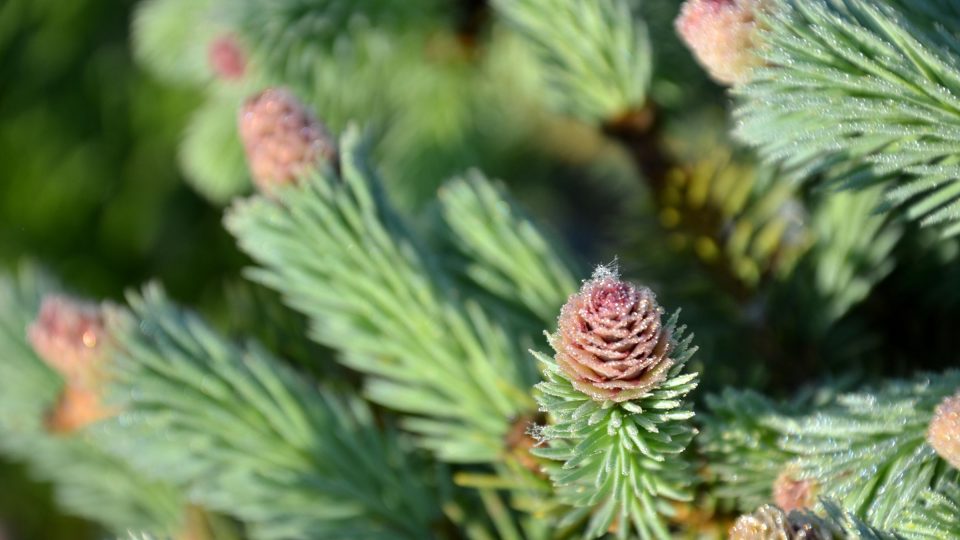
[[772, 467, 817, 512], [238, 88, 337, 195], [675, 0, 766, 85], [28, 295, 113, 434], [28, 295, 107, 388], [208, 35, 246, 80], [552, 267, 672, 402], [929, 393, 960, 470]]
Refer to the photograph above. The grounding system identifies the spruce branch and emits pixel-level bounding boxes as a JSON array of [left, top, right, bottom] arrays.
[[218, 279, 338, 379], [900, 480, 960, 540], [700, 389, 798, 513], [820, 500, 906, 540], [99, 284, 440, 539], [735, 0, 960, 234], [226, 126, 537, 464], [705, 376, 960, 533], [531, 268, 699, 539], [0, 266, 183, 534], [175, 30, 403, 203], [492, 0, 652, 123], [769, 371, 960, 529], [700, 380, 857, 515], [134, 0, 553, 209], [438, 170, 579, 324]]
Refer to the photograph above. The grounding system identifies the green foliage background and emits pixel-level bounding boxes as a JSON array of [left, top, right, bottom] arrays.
[[0, 1, 236, 537], [0, 0, 240, 301], [3, 0, 960, 537]]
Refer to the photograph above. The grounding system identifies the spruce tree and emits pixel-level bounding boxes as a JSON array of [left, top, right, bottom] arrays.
[[3, 0, 960, 538]]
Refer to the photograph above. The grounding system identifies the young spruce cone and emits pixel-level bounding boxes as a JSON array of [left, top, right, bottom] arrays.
[[28, 295, 113, 432], [208, 34, 246, 80], [730, 505, 831, 540], [928, 393, 960, 469], [773, 467, 818, 512], [238, 88, 337, 194], [29, 295, 107, 387], [675, 0, 765, 85], [552, 267, 672, 402]]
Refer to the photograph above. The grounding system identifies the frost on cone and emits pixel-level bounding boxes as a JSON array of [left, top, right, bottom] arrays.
[[552, 267, 672, 402], [238, 88, 337, 195], [208, 34, 246, 80], [675, 0, 765, 85], [730, 505, 831, 540], [28, 295, 113, 432], [772, 467, 817, 512], [928, 393, 960, 469]]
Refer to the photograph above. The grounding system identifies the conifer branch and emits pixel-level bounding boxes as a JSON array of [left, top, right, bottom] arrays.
[[226, 126, 538, 464], [736, 0, 960, 234], [532, 270, 699, 539], [0, 266, 183, 534], [820, 501, 906, 540], [900, 480, 960, 540], [620, 123, 900, 381], [100, 284, 441, 539], [488, 2, 771, 301], [707, 376, 960, 534], [492, 0, 652, 123], [438, 170, 579, 324], [17, 0, 960, 536], [700, 389, 797, 513], [768, 372, 960, 529]]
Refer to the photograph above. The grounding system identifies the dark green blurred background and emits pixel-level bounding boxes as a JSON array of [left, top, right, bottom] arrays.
[[0, 0, 242, 301], [1, 1, 237, 536]]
